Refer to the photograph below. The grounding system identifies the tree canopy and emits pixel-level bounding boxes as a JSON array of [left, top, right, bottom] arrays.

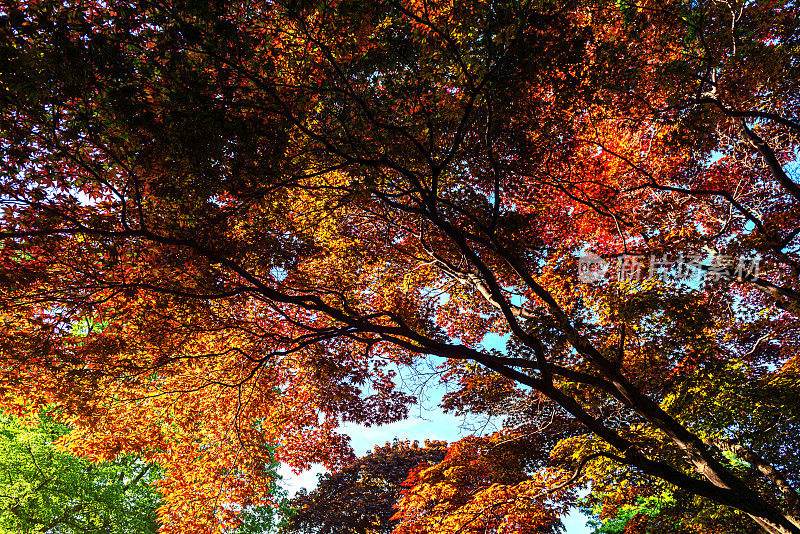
[[1, 0, 799, 533], [0, 411, 162, 534]]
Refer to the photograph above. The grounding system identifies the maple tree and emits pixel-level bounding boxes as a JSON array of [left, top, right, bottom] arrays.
[[392, 431, 576, 534], [282, 439, 446, 534], [1, 0, 800, 533]]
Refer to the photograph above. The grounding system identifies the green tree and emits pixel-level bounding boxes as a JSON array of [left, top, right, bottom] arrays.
[[0, 411, 162, 534]]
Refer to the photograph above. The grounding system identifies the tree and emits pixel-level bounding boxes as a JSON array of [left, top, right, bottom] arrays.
[[282, 439, 447, 534], [392, 432, 574, 534], [0, 411, 162, 534], [582, 487, 764, 534], [1, 0, 799, 532]]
